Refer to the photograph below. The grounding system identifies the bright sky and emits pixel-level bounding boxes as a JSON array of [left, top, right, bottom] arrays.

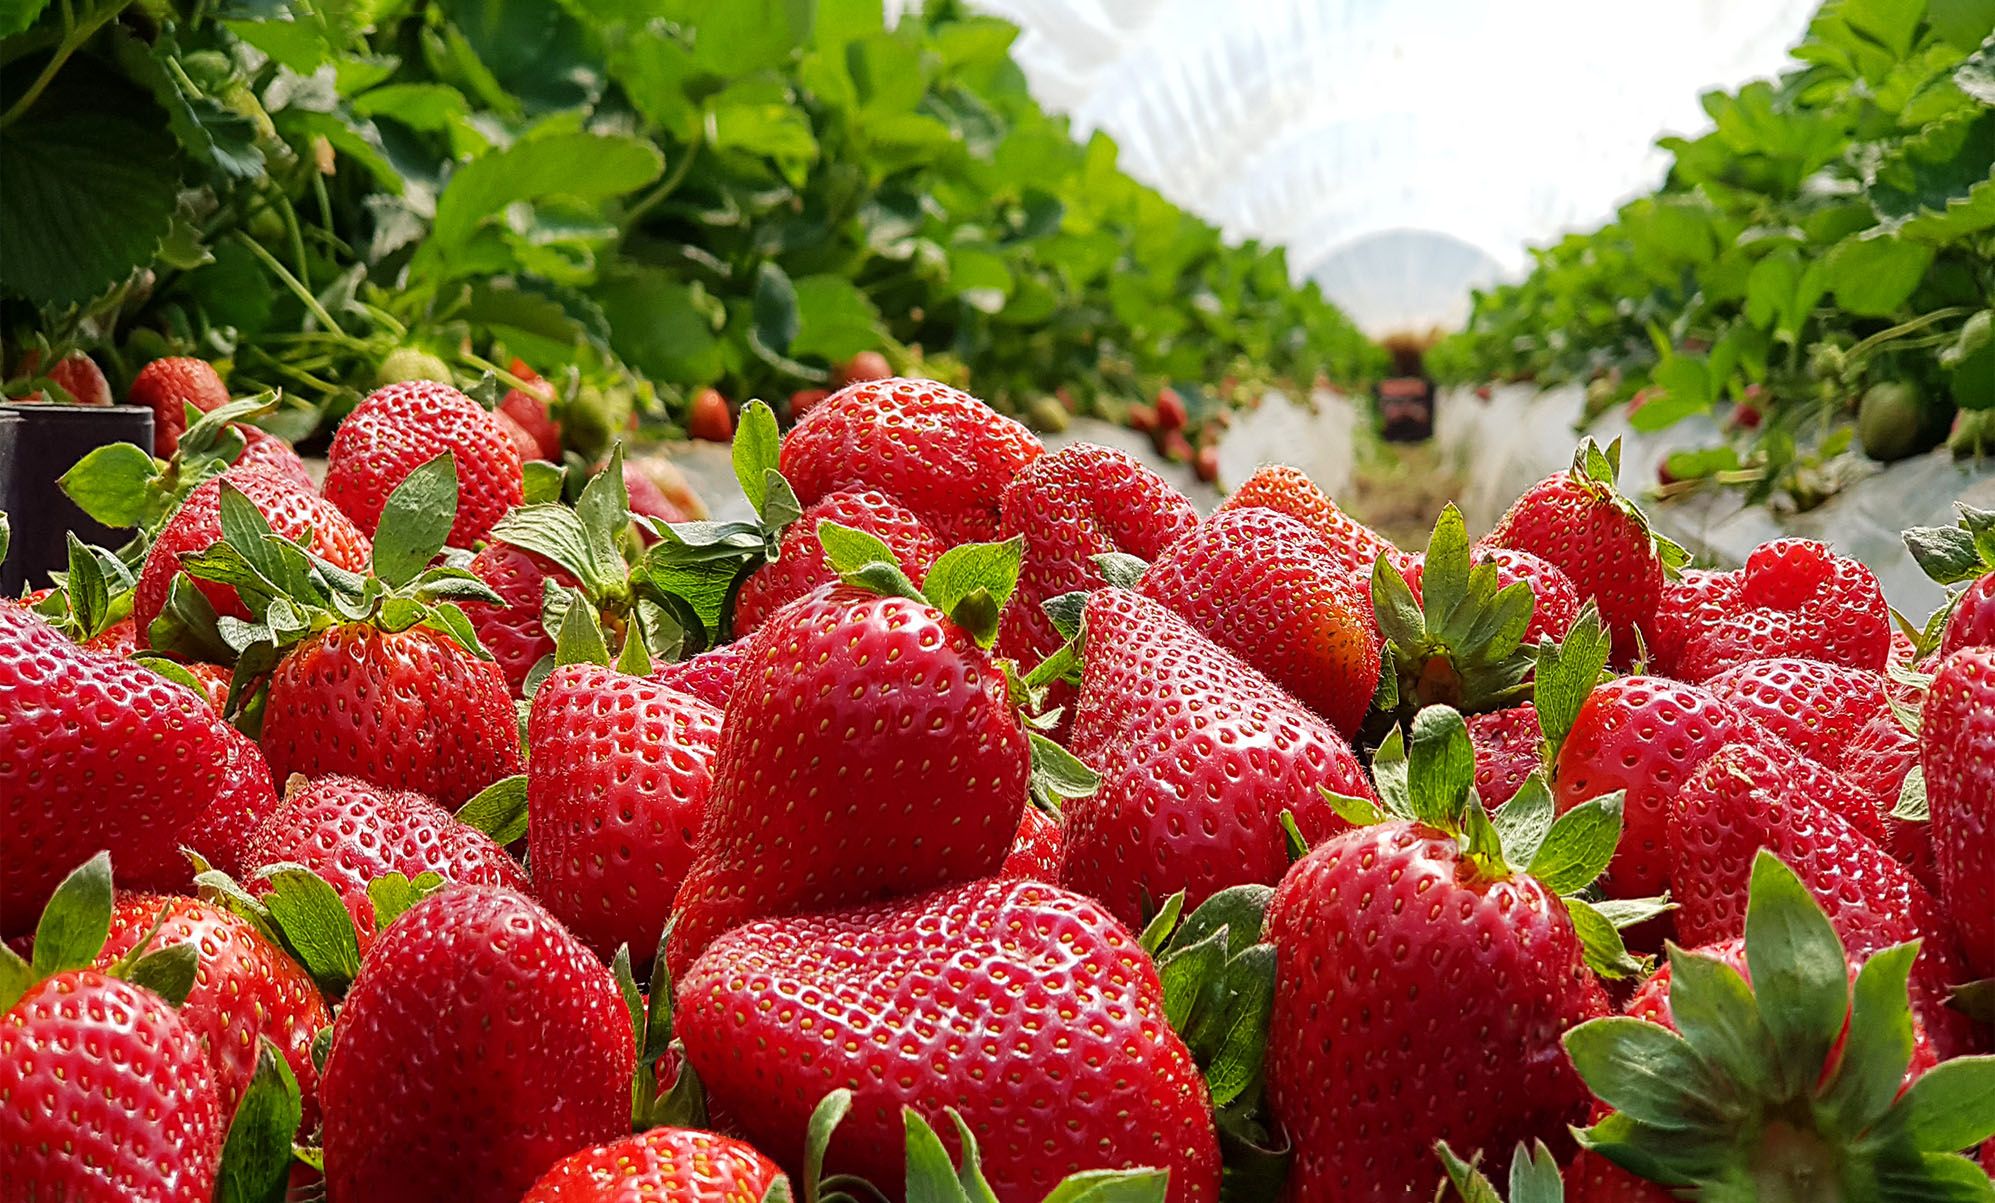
[[894, 0, 1823, 334]]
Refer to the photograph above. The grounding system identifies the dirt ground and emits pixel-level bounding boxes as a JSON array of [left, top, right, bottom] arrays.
[[1342, 439, 1462, 549]]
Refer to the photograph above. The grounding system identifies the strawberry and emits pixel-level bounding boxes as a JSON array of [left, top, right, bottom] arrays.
[[621, 458, 699, 526], [496, 407, 545, 463], [1565, 852, 1995, 1198], [1060, 589, 1374, 926], [1138, 506, 1381, 735], [323, 379, 524, 547], [1553, 675, 1885, 903], [676, 877, 1220, 1201], [1155, 386, 1188, 430], [996, 442, 1199, 665], [17, 349, 113, 406], [664, 529, 1031, 977], [732, 487, 945, 637], [244, 775, 528, 950], [528, 664, 723, 964], [130, 357, 231, 457], [134, 466, 371, 645], [1000, 805, 1063, 880], [1941, 570, 1995, 655], [1840, 705, 1932, 885], [233, 425, 316, 490], [1468, 703, 1540, 808], [462, 540, 581, 691], [788, 387, 830, 422], [521, 1127, 786, 1202], [500, 358, 564, 460], [1, 605, 260, 933], [1264, 707, 1626, 1201], [1220, 465, 1410, 580], [780, 376, 1043, 546], [0, 857, 227, 1203], [1649, 539, 1890, 681], [649, 642, 745, 709], [687, 387, 734, 441], [320, 886, 634, 1203], [96, 893, 331, 1128], [1405, 544, 1582, 645], [1923, 646, 1995, 979], [1667, 742, 1974, 1056], [835, 350, 892, 387], [1485, 439, 1681, 664], [178, 722, 279, 880], [1702, 656, 1891, 772]]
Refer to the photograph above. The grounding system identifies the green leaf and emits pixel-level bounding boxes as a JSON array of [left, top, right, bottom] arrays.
[[365, 872, 445, 934], [215, 1040, 302, 1203], [1171, 885, 1274, 956], [1136, 893, 1186, 959], [804, 1089, 855, 1202], [1320, 786, 1385, 828], [455, 774, 530, 847], [32, 852, 113, 978], [732, 400, 783, 519], [0, 65, 177, 308], [922, 537, 1024, 647], [1526, 792, 1624, 895], [0, 0, 51, 38], [1157, 926, 1229, 1031], [58, 442, 161, 529], [902, 1106, 978, 1203], [258, 867, 362, 997], [752, 262, 800, 357], [1198, 943, 1276, 1108], [1037, 1170, 1170, 1203], [123, 943, 198, 1007], [1895, 1054, 1995, 1153], [1825, 233, 1935, 317], [0, 945, 31, 1012], [1507, 1140, 1565, 1203], [1820, 941, 1919, 1140], [1420, 505, 1473, 626], [1743, 851, 1850, 1100], [1562, 1016, 1741, 1130], [1368, 725, 1412, 819], [371, 455, 459, 587], [815, 520, 923, 601], [421, 132, 663, 273], [522, 460, 566, 504], [491, 504, 601, 586], [1406, 706, 1475, 830], [553, 591, 613, 667], [1028, 732, 1098, 813], [1533, 603, 1609, 758], [1434, 1142, 1503, 1203], [790, 275, 883, 363], [1567, 898, 1649, 981], [1661, 943, 1774, 1094], [1279, 809, 1310, 863], [1491, 774, 1556, 869], [1371, 557, 1429, 650]]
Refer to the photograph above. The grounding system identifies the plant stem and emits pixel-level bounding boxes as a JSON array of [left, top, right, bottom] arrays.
[[621, 144, 700, 231], [231, 232, 347, 340], [0, 1, 125, 130]]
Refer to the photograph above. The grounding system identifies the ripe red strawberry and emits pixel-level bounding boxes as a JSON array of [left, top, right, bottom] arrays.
[[665, 578, 1029, 976], [1, 969, 224, 1202], [521, 1127, 786, 1202], [788, 387, 830, 422], [1155, 386, 1188, 430], [16, 349, 113, 405], [131, 357, 231, 457], [686, 387, 734, 441], [134, 466, 371, 643], [1485, 440, 1676, 664], [1468, 703, 1540, 807], [649, 642, 745, 709], [677, 878, 1220, 1202], [320, 886, 634, 1203], [1923, 646, 1994, 978], [496, 407, 544, 463], [1139, 506, 1381, 735], [96, 894, 332, 1128], [621, 458, 698, 527], [835, 350, 893, 387], [462, 541, 581, 690], [1667, 742, 1974, 1056], [1406, 544, 1582, 645], [1060, 589, 1373, 926], [244, 775, 527, 950], [996, 442, 1199, 665], [1702, 656, 1890, 771], [1, 606, 256, 933], [1649, 539, 1890, 681], [500, 359, 563, 460], [177, 722, 279, 880], [1554, 675, 1885, 903], [732, 488, 945, 637], [528, 664, 723, 963], [1000, 806, 1063, 880], [1264, 710, 1616, 1202], [1220, 464, 1410, 581], [232, 425, 315, 489], [1941, 570, 1995, 654], [260, 623, 523, 808], [323, 379, 524, 546], [780, 377, 1043, 545]]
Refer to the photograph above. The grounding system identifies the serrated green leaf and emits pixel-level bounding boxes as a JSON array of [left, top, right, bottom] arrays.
[[1028, 731, 1098, 813], [816, 520, 922, 601], [1534, 603, 1610, 757], [1491, 774, 1556, 868], [1562, 1016, 1741, 1130], [1369, 725, 1412, 819], [1199, 943, 1276, 1108], [454, 774, 529, 846], [733, 400, 782, 519], [1406, 706, 1475, 829], [1527, 791, 1624, 895], [923, 537, 1023, 647], [370, 455, 458, 587], [1420, 504, 1474, 631], [902, 1106, 977, 1203], [32, 852, 113, 978], [257, 867, 361, 997], [522, 460, 566, 504]]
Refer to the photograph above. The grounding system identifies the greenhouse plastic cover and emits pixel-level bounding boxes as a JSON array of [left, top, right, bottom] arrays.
[[893, 0, 1823, 335]]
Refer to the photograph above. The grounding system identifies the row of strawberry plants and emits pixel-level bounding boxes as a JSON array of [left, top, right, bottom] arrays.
[[1427, 3, 1994, 509], [0, 0, 1383, 454]]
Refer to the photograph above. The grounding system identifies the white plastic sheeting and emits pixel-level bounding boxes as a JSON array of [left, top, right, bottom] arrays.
[[892, 0, 1821, 335]]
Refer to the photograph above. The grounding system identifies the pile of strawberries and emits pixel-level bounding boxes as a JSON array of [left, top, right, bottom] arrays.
[[3, 371, 1994, 1203]]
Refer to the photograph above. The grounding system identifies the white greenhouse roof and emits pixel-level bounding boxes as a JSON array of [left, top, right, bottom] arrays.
[[894, 0, 1822, 335]]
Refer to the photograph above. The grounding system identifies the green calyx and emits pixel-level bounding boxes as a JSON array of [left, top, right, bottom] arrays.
[[1372, 504, 1538, 721], [816, 518, 1025, 651], [612, 923, 706, 1134], [1326, 704, 1660, 980], [1435, 1140, 1565, 1203], [1565, 851, 1995, 1201], [28, 532, 135, 643], [1531, 601, 1613, 770], [59, 392, 284, 540], [1562, 437, 1689, 575]]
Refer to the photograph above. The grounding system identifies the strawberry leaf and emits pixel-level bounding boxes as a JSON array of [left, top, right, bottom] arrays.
[[1892, 765, 1929, 821], [1028, 731, 1098, 814], [149, 574, 234, 664], [123, 943, 198, 1007], [32, 851, 113, 978], [803, 1089, 856, 1202], [1657, 943, 1771, 1090], [1136, 893, 1187, 958], [1092, 552, 1148, 590], [816, 519, 923, 602], [1525, 791, 1624, 895], [58, 441, 162, 530], [256, 866, 362, 998], [370, 454, 459, 588], [1369, 725, 1412, 819], [1037, 1170, 1170, 1202], [731, 400, 782, 519], [573, 445, 635, 587], [1533, 602, 1610, 763], [902, 1106, 996, 1203], [364, 871, 444, 933], [1743, 851, 1849, 1100], [1490, 774, 1555, 868], [522, 460, 566, 504], [1565, 898, 1649, 981], [1893, 1055, 1995, 1153], [1564, 1015, 1740, 1130], [1818, 941, 1919, 1140], [455, 774, 529, 846], [1433, 1141, 1502, 1203], [1406, 706, 1475, 830], [215, 1038, 302, 1203], [922, 536, 1024, 648], [553, 589, 613, 666], [1157, 925, 1229, 1031], [0, 946, 32, 1013]]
